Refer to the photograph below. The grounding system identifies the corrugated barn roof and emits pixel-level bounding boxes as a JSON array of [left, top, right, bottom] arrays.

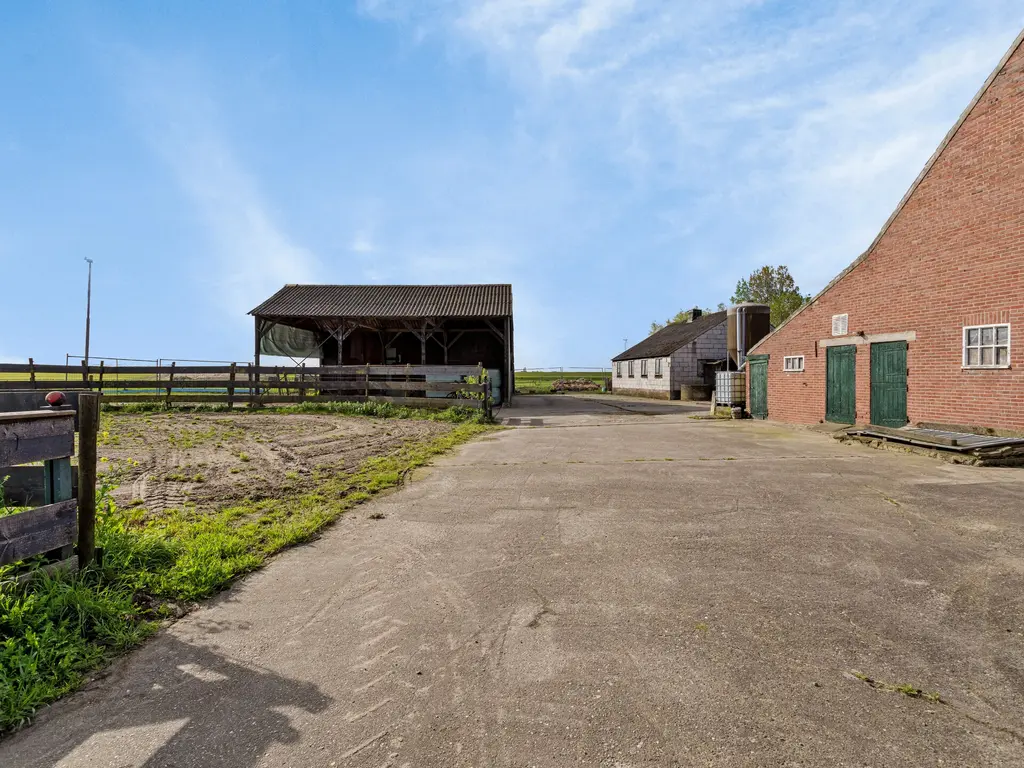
[[613, 311, 727, 361], [251, 284, 513, 318]]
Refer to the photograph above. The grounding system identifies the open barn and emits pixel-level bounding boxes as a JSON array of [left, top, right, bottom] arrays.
[[250, 284, 515, 403]]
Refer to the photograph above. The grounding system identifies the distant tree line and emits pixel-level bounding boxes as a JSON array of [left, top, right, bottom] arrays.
[[650, 265, 810, 334]]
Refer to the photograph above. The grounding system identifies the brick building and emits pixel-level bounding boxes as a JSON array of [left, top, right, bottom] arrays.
[[612, 310, 726, 399], [746, 30, 1024, 433]]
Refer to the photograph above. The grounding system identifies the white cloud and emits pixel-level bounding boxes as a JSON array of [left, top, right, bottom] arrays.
[[349, 231, 376, 254], [122, 58, 317, 317]]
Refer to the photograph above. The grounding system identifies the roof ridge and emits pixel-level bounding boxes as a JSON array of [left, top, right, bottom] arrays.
[[613, 310, 727, 362], [748, 26, 1024, 354]]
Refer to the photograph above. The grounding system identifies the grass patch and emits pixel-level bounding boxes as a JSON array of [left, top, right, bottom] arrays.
[[0, 421, 492, 733], [102, 400, 487, 424], [515, 371, 608, 395], [850, 671, 944, 703]]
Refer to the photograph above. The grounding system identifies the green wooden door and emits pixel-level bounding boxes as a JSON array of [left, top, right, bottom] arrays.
[[870, 341, 908, 427], [826, 345, 856, 424], [748, 357, 768, 419]]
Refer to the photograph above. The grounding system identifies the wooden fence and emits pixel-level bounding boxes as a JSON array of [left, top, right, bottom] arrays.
[[0, 362, 492, 417], [0, 394, 99, 572]]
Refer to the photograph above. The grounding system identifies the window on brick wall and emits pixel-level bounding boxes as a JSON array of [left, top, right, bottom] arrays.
[[963, 324, 1010, 368], [641, 359, 649, 377], [783, 355, 804, 372], [616, 361, 622, 378], [654, 358, 663, 377], [628, 360, 635, 378]]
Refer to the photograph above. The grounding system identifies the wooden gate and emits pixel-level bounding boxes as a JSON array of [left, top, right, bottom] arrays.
[[826, 345, 857, 424], [748, 356, 769, 419], [870, 341, 908, 428]]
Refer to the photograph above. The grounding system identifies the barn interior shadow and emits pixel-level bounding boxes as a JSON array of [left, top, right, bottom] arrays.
[[34, 636, 332, 768]]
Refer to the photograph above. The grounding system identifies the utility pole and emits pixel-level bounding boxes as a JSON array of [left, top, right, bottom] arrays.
[[84, 258, 94, 367]]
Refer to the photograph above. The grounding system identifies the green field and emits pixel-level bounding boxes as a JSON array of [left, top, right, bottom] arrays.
[[514, 370, 609, 394]]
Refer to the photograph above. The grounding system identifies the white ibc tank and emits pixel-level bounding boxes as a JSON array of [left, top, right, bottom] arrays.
[[715, 371, 746, 406]]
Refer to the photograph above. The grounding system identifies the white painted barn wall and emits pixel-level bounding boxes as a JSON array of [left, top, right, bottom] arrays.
[[670, 322, 728, 390], [611, 320, 728, 398], [612, 357, 672, 394]]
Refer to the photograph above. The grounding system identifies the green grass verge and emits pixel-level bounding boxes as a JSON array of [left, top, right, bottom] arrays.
[[0, 420, 492, 733], [101, 400, 485, 423], [515, 371, 608, 395]]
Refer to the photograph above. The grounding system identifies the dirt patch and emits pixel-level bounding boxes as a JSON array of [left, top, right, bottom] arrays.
[[96, 411, 455, 513]]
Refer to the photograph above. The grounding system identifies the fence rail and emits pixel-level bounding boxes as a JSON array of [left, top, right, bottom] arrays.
[[0, 363, 492, 416]]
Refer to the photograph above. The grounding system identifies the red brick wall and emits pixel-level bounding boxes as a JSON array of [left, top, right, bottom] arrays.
[[750, 39, 1024, 431]]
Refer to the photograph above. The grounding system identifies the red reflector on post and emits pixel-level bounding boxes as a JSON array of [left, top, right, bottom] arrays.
[[45, 391, 67, 406]]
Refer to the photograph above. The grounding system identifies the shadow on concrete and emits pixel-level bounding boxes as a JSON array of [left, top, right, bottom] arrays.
[[24, 636, 331, 768], [500, 394, 708, 419]]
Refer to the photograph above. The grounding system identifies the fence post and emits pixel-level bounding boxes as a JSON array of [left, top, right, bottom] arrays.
[[81, 359, 89, 387], [166, 361, 176, 408], [28, 357, 35, 386], [98, 360, 105, 395], [364, 366, 370, 401], [247, 364, 255, 408], [227, 362, 237, 407], [77, 393, 100, 568], [478, 362, 491, 420]]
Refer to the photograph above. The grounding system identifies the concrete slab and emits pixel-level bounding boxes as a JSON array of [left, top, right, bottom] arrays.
[[3, 395, 1023, 766]]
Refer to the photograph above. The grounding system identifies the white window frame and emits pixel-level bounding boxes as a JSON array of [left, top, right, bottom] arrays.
[[628, 360, 635, 378], [783, 355, 805, 373], [963, 324, 1010, 369], [640, 359, 649, 378], [616, 361, 622, 378], [654, 358, 663, 378]]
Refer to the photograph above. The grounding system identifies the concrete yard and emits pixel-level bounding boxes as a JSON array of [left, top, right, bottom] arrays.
[[3, 395, 1023, 766]]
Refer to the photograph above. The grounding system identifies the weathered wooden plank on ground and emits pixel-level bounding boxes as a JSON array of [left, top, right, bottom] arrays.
[[0, 411, 75, 466], [0, 499, 78, 566]]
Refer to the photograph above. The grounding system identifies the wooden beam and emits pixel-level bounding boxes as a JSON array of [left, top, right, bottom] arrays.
[[0, 499, 78, 566], [483, 319, 505, 342], [0, 412, 75, 466]]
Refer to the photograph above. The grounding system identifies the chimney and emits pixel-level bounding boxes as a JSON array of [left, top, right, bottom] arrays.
[[690, 307, 702, 322]]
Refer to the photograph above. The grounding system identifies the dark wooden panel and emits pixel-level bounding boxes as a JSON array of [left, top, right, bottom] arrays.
[[0, 499, 78, 566], [0, 363, 490, 378], [870, 341, 908, 428], [0, 412, 76, 465], [826, 345, 857, 425], [0, 393, 80, 430], [0, 378, 488, 393], [0, 364, 78, 374], [1, 465, 79, 507], [748, 360, 768, 420]]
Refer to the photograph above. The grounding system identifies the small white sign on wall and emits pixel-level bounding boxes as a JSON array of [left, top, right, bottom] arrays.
[[832, 314, 849, 336]]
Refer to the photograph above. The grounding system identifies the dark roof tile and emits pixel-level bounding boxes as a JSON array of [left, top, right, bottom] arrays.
[[613, 311, 727, 361], [251, 284, 513, 318]]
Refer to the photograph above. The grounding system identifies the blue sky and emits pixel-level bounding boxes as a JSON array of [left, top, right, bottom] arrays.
[[2, 2, 1022, 368]]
